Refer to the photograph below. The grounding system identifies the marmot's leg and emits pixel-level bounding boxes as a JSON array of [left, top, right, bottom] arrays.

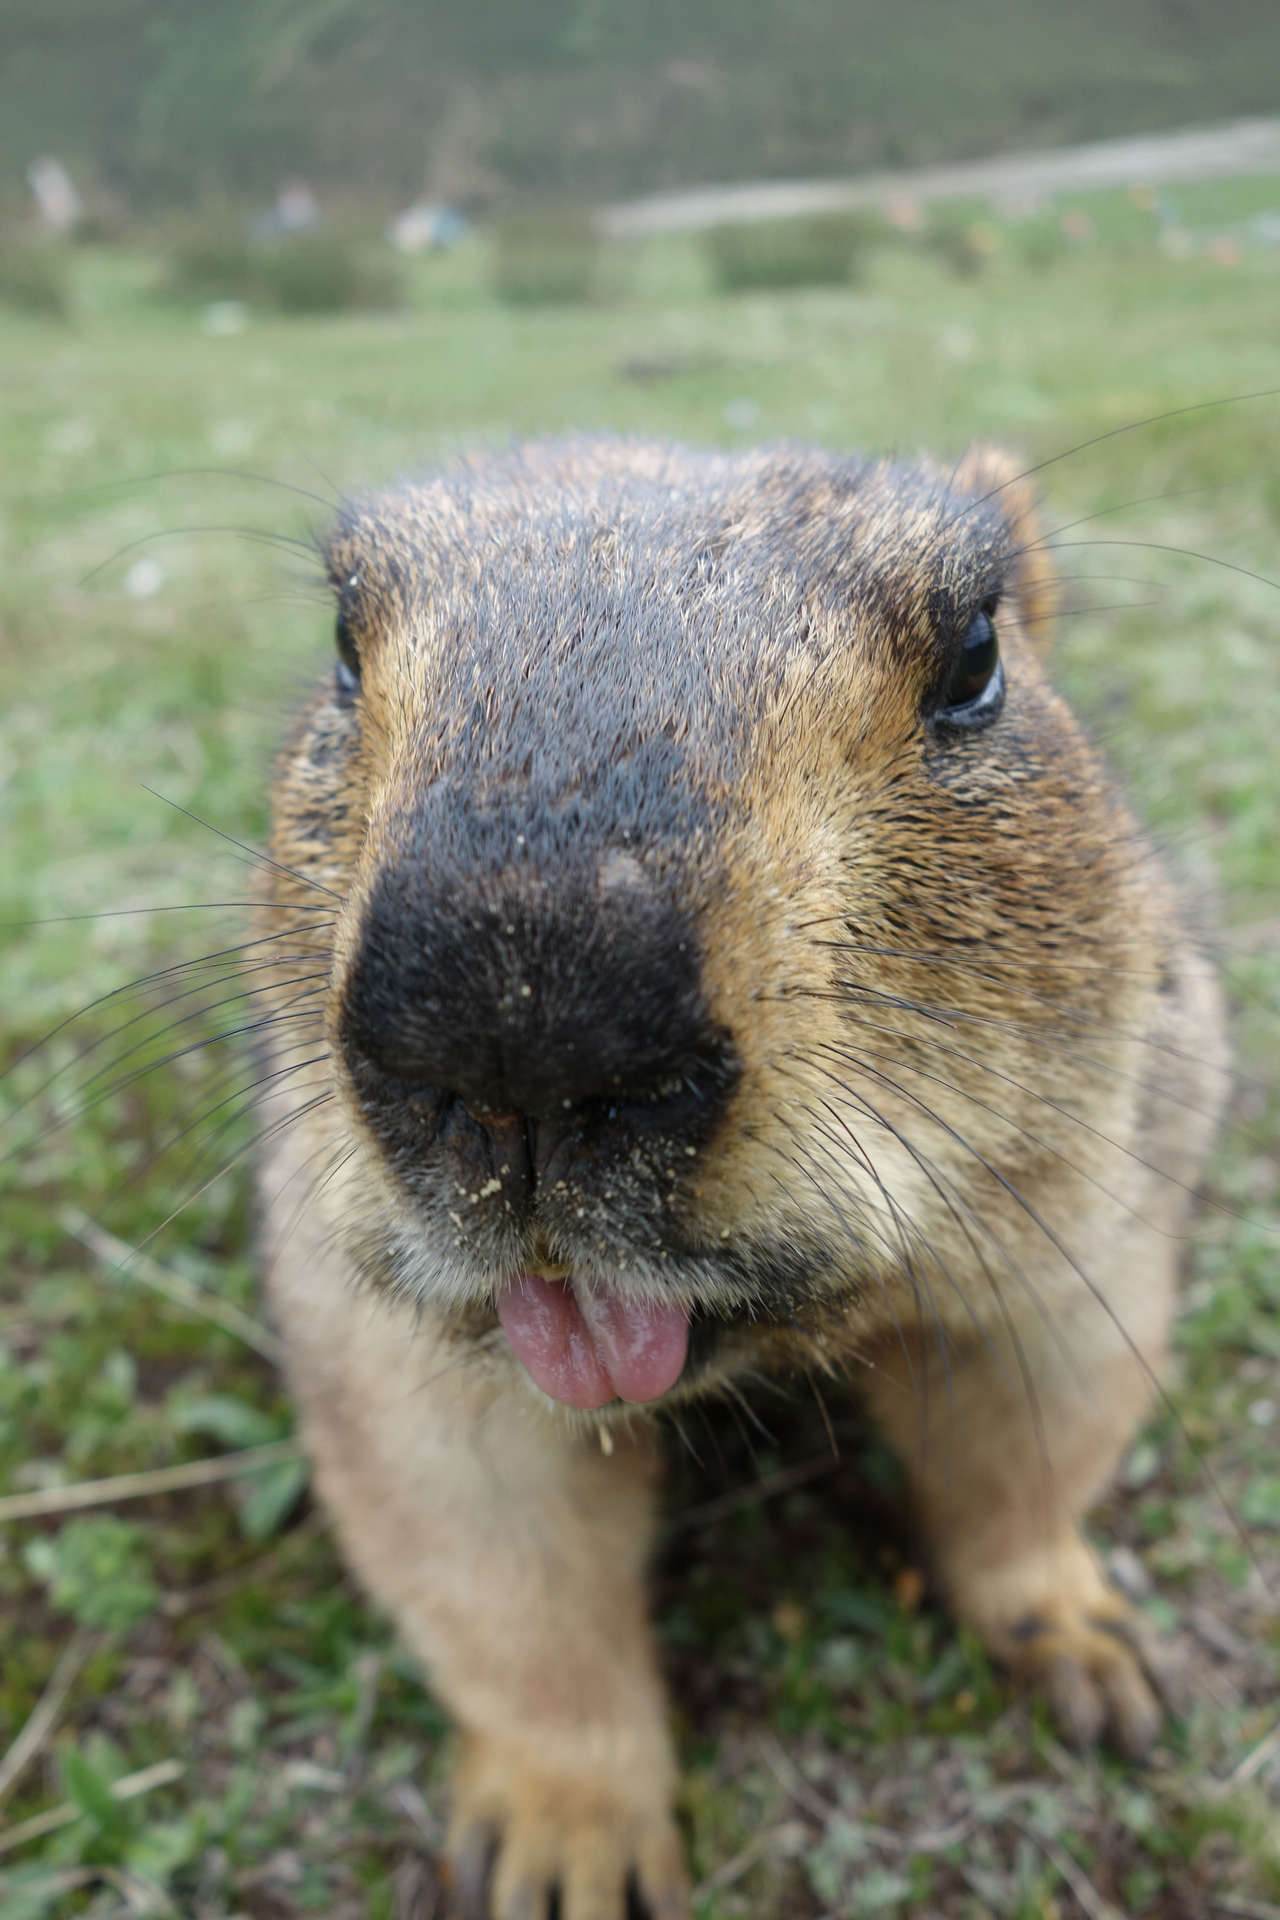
[[266, 1234, 687, 1920], [861, 1249, 1179, 1755]]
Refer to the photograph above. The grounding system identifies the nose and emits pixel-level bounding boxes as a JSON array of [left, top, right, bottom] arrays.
[[336, 855, 739, 1199]]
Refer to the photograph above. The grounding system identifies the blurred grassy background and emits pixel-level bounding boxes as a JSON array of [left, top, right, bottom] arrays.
[[0, 174, 1278, 1917], [2, 0, 1280, 209]]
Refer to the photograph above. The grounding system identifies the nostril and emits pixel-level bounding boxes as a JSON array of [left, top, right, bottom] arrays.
[[434, 1098, 535, 1210], [600, 1051, 740, 1143], [344, 1044, 454, 1135], [468, 1110, 531, 1180]]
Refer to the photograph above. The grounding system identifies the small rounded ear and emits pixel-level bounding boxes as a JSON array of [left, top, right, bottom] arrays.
[[953, 445, 1060, 651]]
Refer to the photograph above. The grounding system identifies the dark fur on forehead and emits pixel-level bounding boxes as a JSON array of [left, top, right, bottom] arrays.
[[322, 438, 1022, 712]]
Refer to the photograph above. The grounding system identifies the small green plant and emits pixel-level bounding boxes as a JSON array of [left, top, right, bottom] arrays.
[[174, 1392, 308, 1539], [925, 202, 1001, 278], [253, 225, 406, 315], [23, 1515, 158, 1631], [0, 237, 72, 317], [1008, 214, 1065, 273], [158, 204, 257, 302], [704, 211, 882, 292], [490, 208, 600, 306], [160, 208, 405, 314]]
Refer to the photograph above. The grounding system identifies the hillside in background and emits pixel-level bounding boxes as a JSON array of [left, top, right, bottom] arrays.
[[3, 0, 1280, 212]]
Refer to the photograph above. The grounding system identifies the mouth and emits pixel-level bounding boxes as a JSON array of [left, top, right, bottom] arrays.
[[495, 1271, 691, 1410]]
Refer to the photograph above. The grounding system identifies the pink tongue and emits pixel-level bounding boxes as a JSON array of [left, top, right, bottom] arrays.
[[497, 1275, 689, 1410]]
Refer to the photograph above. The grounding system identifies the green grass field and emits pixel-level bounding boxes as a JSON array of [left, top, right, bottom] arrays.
[[1, 191, 1278, 1918]]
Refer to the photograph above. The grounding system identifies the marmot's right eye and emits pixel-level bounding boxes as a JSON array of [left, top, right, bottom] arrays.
[[935, 602, 1003, 728], [335, 618, 360, 701], [334, 573, 361, 701]]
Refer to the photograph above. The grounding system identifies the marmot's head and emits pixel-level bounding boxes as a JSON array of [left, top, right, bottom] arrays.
[[267, 439, 1166, 1411]]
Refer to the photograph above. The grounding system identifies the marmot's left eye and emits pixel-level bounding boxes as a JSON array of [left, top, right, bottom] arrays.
[[937, 604, 1003, 724], [335, 630, 360, 702], [334, 574, 361, 703]]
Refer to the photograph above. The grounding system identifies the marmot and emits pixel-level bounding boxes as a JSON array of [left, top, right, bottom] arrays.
[[252, 438, 1226, 1920]]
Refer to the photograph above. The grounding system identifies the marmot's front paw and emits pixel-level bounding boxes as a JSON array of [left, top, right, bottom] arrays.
[[447, 1735, 690, 1920], [1006, 1588, 1182, 1757], [959, 1540, 1182, 1758]]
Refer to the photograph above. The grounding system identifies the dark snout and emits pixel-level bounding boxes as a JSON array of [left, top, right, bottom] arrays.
[[337, 812, 738, 1216]]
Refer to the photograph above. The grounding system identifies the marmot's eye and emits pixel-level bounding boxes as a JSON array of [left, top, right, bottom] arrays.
[[334, 576, 361, 702], [335, 638, 360, 702], [936, 603, 1003, 726]]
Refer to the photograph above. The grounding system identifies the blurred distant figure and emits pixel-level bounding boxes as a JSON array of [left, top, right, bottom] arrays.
[[27, 156, 82, 234], [386, 202, 468, 252], [251, 182, 319, 241]]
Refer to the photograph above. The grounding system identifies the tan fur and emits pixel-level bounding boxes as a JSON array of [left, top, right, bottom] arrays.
[[252, 439, 1227, 1917]]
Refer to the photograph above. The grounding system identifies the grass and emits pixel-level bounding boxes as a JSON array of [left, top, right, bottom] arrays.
[[703, 213, 883, 292], [0, 240, 74, 320], [0, 186, 1278, 1917], [157, 209, 408, 315], [489, 209, 601, 307]]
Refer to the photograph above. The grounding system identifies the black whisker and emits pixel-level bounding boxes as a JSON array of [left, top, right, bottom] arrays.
[[68, 966, 328, 1100], [109, 1088, 338, 1267], [1027, 597, 1163, 623], [790, 1073, 1062, 1488], [138, 786, 342, 900], [145, 1061, 334, 1217], [821, 1010, 1249, 1232], [952, 387, 1280, 522], [812, 936, 1242, 1081], [2, 902, 333, 929], [3, 977, 329, 1163], [799, 1094, 960, 1384], [1036, 478, 1246, 546], [80, 523, 321, 590], [806, 1065, 1070, 1389], [266, 1137, 363, 1257], [34, 952, 326, 1104], [0, 920, 334, 1089], [90, 465, 337, 511], [805, 1368, 840, 1459], [810, 1041, 1266, 1580], [806, 1098, 993, 1383], [1043, 535, 1280, 598], [801, 977, 1241, 1129]]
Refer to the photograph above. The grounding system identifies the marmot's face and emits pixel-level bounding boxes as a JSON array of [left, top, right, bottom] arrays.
[[273, 441, 1154, 1410]]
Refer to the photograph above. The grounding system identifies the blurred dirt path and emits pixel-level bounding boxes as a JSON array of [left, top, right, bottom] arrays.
[[600, 116, 1280, 237]]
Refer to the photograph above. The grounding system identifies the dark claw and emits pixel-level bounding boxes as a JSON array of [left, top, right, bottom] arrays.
[[452, 1823, 499, 1920], [1090, 1609, 1151, 1654], [503, 1883, 544, 1920], [1092, 1610, 1189, 1717], [1045, 1653, 1106, 1749], [625, 1870, 654, 1920]]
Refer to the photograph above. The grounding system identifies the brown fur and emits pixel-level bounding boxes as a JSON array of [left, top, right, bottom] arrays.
[[252, 438, 1226, 1918]]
